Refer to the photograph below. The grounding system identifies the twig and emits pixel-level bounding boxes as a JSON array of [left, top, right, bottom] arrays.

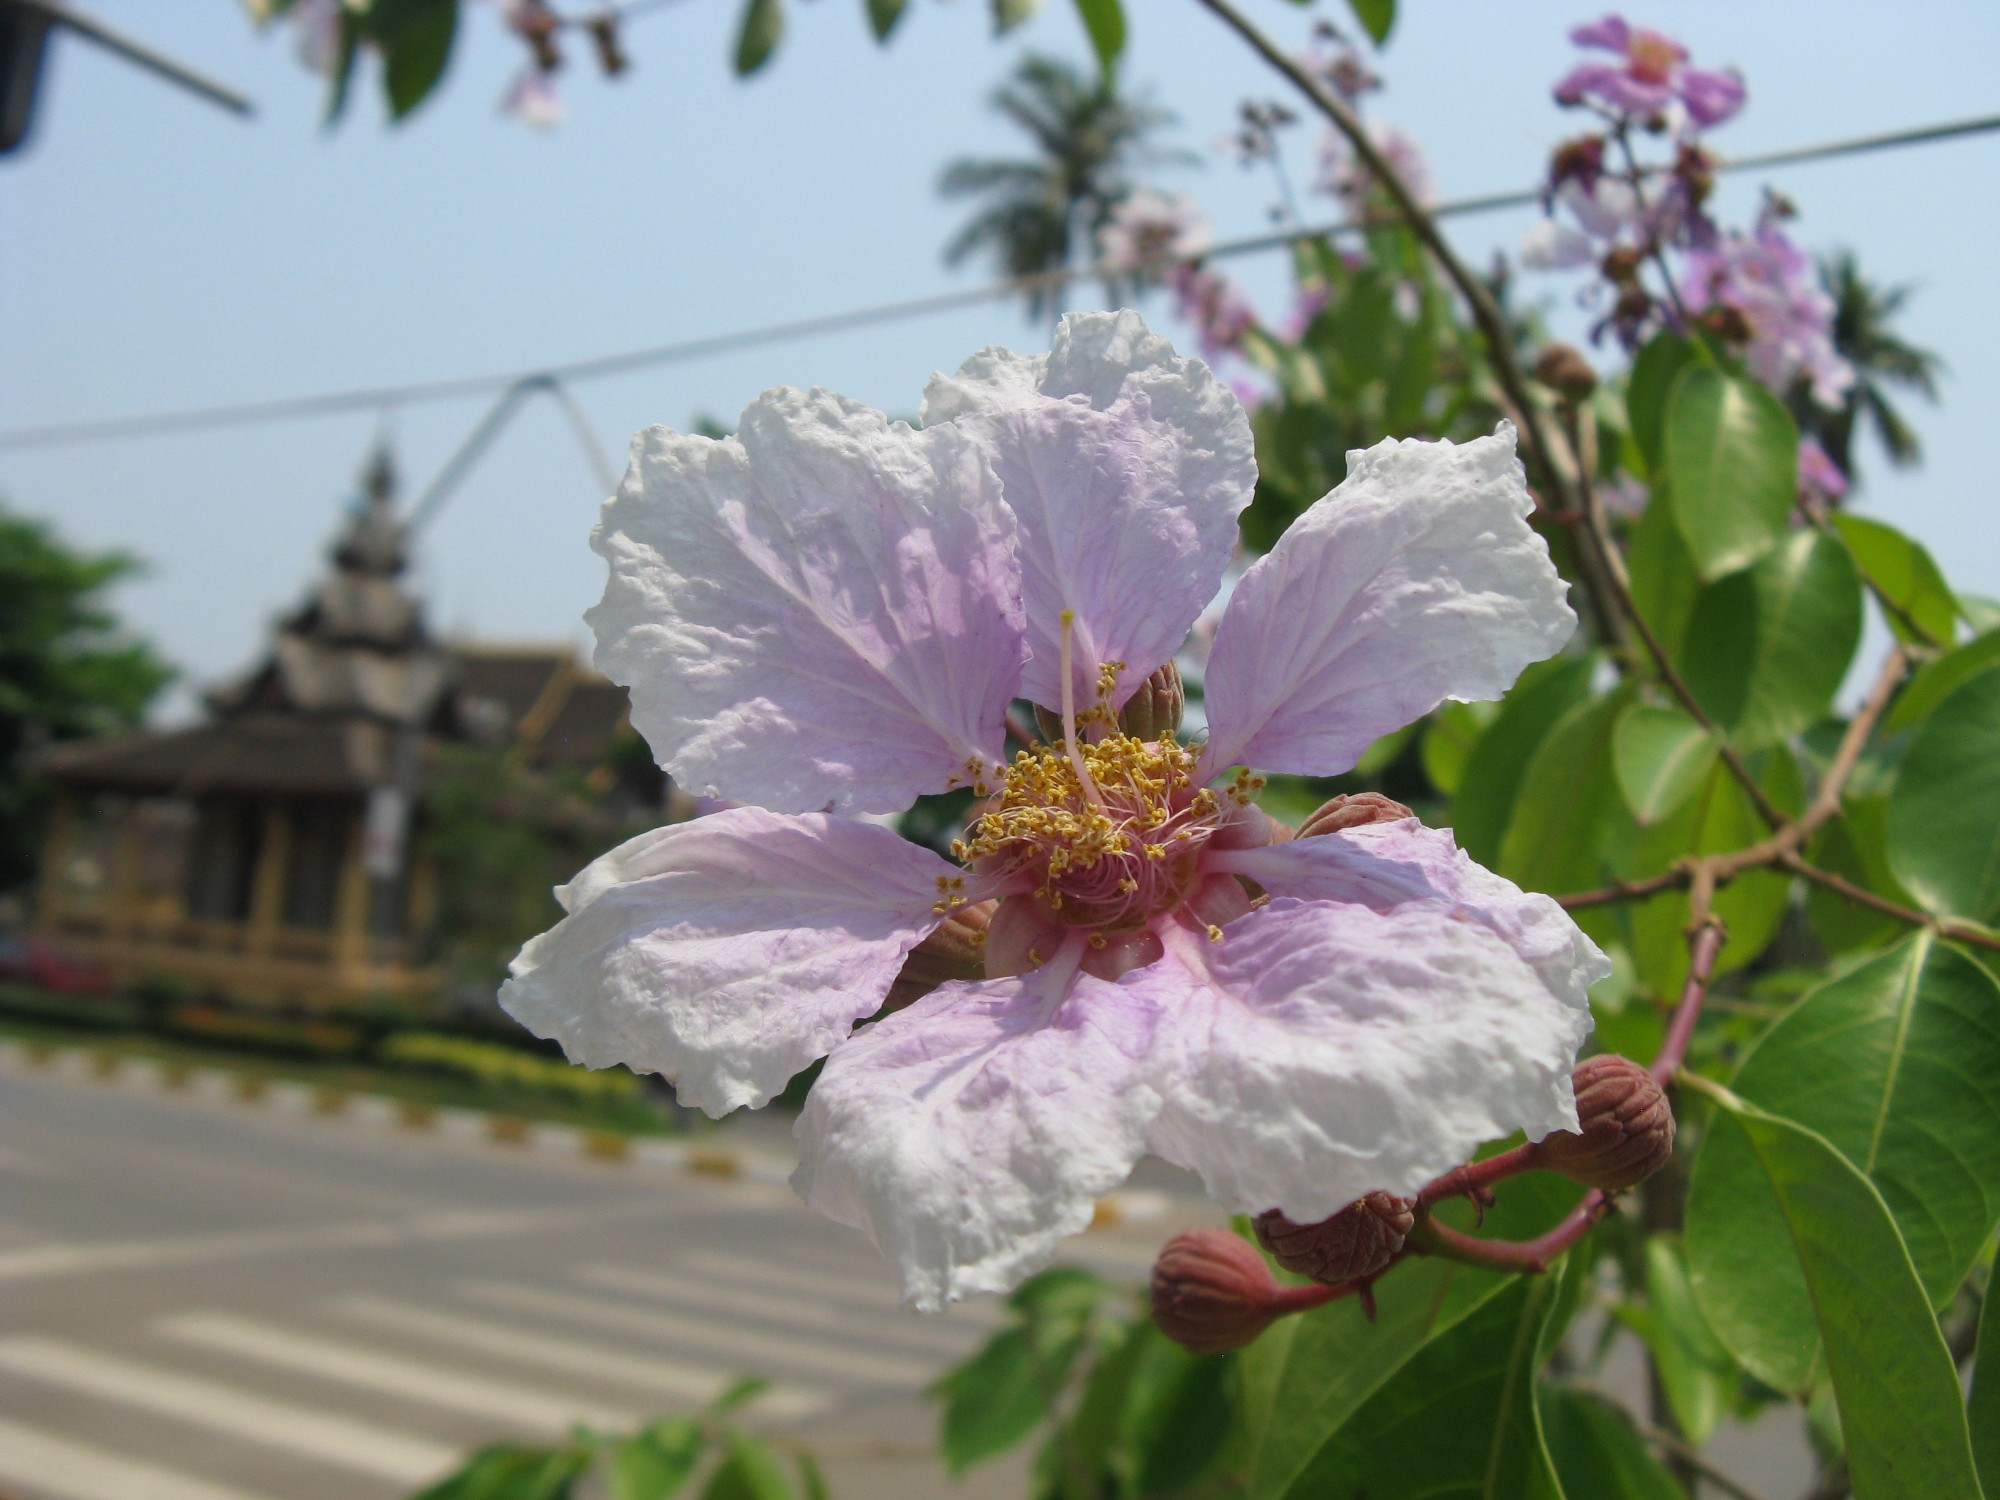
[[1786, 856, 2000, 953], [1559, 867, 1690, 911]]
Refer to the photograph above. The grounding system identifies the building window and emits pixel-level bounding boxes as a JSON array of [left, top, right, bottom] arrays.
[[185, 800, 261, 922], [283, 800, 348, 932]]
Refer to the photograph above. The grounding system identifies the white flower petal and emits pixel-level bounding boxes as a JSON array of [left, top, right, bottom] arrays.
[[1200, 424, 1574, 777], [1214, 818, 1611, 1011], [793, 958, 1162, 1310], [500, 808, 963, 1117], [1143, 901, 1593, 1223], [589, 388, 1024, 814], [923, 310, 1254, 712]]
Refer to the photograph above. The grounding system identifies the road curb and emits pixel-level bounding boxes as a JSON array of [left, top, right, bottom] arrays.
[[0, 1038, 1173, 1224]]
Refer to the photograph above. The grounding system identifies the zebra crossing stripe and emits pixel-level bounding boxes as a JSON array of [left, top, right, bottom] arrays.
[[0, 1336, 459, 1485], [157, 1312, 643, 1434], [0, 1415, 280, 1500]]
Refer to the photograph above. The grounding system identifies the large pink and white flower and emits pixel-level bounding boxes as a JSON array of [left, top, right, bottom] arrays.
[[502, 311, 1605, 1310]]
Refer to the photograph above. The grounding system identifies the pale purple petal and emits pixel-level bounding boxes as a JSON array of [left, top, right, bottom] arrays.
[[1200, 424, 1575, 778], [922, 311, 1254, 713], [1678, 66, 1745, 128], [500, 808, 966, 1117], [1568, 14, 1631, 52], [1141, 902, 1593, 1223], [588, 389, 1024, 814], [793, 956, 1163, 1310], [1210, 819, 1612, 1012], [1553, 61, 1672, 116]]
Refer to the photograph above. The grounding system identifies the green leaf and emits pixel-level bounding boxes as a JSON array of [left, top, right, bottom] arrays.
[[367, 0, 458, 121], [700, 1433, 794, 1500], [414, 1445, 590, 1500], [1679, 529, 1863, 749], [934, 1328, 1049, 1472], [990, 0, 1044, 31], [793, 1454, 828, 1500], [865, 0, 909, 40], [1687, 935, 2000, 1387], [610, 1420, 704, 1500], [733, 0, 784, 75], [1344, 0, 1395, 45], [1071, 0, 1124, 76], [1240, 1175, 1576, 1498], [1806, 793, 1922, 953], [1636, 1235, 1735, 1445], [1972, 1262, 2000, 1495], [1626, 333, 1698, 474], [1541, 1386, 1682, 1500], [1890, 665, 2000, 924], [1884, 629, 2000, 733], [1624, 479, 1702, 662], [708, 1377, 769, 1415], [1120, 1330, 1235, 1495], [1832, 513, 1957, 646], [1499, 687, 1633, 899], [1612, 703, 1717, 824], [1662, 365, 1797, 579], [1451, 655, 1597, 866], [1688, 1097, 1983, 1500], [1420, 701, 1494, 799], [1275, 1274, 1568, 1499]]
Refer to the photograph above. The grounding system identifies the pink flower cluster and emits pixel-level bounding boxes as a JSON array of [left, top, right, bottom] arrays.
[[1680, 207, 1854, 409], [1554, 15, 1744, 130]]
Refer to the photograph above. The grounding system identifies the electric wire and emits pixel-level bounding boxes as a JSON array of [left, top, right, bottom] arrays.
[[2, 110, 1995, 454]]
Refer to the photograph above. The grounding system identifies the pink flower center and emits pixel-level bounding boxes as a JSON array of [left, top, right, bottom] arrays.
[[1625, 31, 1683, 85]]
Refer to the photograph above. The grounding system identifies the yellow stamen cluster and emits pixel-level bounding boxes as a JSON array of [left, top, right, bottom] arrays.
[[953, 732, 1222, 930], [931, 873, 969, 915]]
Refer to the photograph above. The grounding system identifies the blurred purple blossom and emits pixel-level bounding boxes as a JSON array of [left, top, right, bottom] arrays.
[[1319, 124, 1433, 221], [1681, 210, 1854, 408], [1554, 15, 1745, 130], [1100, 190, 1213, 276], [502, 69, 566, 128], [1170, 265, 1258, 361], [1796, 438, 1850, 502]]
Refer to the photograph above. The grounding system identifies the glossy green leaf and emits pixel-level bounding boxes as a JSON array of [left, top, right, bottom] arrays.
[[708, 1377, 768, 1415], [1688, 935, 2000, 1388], [1689, 1098, 1982, 1500], [1420, 700, 1494, 799], [610, 1420, 704, 1500], [1884, 629, 2000, 733], [1240, 1175, 1575, 1499], [733, 0, 783, 75], [1626, 333, 1699, 474], [865, 0, 909, 40], [1679, 530, 1863, 749], [1624, 479, 1702, 661], [1612, 702, 1717, 824], [1450, 655, 1596, 865], [367, 0, 458, 120], [1541, 1386, 1681, 1500], [1662, 365, 1797, 579], [990, 0, 1044, 32], [1624, 747, 1801, 1000], [1122, 1335, 1235, 1495], [700, 1433, 793, 1500], [1890, 665, 2000, 923], [1638, 1235, 1734, 1445], [1071, 0, 1124, 75], [1498, 687, 1633, 899], [1275, 1273, 1567, 1499], [1832, 513, 1957, 646], [1345, 0, 1396, 45], [414, 1445, 590, 1500], [1972, 1261, 2000, 1495], [1806, 793, 1922, 953], [934, 1327, 1056, 1472]]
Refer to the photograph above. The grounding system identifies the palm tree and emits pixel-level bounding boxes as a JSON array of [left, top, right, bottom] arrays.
[[1794, 250, 1944, 481], [939, 53, 1184, 319]]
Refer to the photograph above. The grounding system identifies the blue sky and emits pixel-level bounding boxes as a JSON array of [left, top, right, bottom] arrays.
[[3, 1, 1995, 718]]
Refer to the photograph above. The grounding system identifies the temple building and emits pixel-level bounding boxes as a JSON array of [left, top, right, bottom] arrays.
[[30, 455, 657, 1011]]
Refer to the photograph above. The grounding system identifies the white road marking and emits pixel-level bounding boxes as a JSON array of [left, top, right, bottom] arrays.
[[0, 1201, 669, 1282], [460, 1279, 938, 1388], [578, 1263, 977, 1356], [157, 1312, 641, 1434], [0, 1336, 458, 1485], [0, 1416, 280, 1500], [671, 1251, 1005, 1325], [334, 1295, 831, 1422]]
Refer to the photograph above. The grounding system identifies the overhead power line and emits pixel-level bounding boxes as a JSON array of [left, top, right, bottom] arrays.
[[3, 110, 1996, 453]]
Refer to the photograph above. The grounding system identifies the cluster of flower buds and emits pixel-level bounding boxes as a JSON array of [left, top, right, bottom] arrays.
[[1533, 342, 1599, 404], [1150, 1052, 1677, 1354], [496, 1, 631, 126], [1296, 791, 1413, 839]]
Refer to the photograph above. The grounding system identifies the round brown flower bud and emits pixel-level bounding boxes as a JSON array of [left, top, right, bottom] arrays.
[[1296, 792, 1414, 840], [1254, 1191, 1414, 1285], [1536, 1053, 1675, 1191], [1534, 343, 1599, 403], [1117, 661, 1186, 741], [1150, 1229, 1282, 1355]]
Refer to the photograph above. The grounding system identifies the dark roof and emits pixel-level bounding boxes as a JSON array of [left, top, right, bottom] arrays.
[[38, 715, 391, 797]]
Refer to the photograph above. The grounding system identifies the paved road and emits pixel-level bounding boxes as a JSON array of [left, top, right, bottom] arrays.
[[0, 1057, 1181, 1500]]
